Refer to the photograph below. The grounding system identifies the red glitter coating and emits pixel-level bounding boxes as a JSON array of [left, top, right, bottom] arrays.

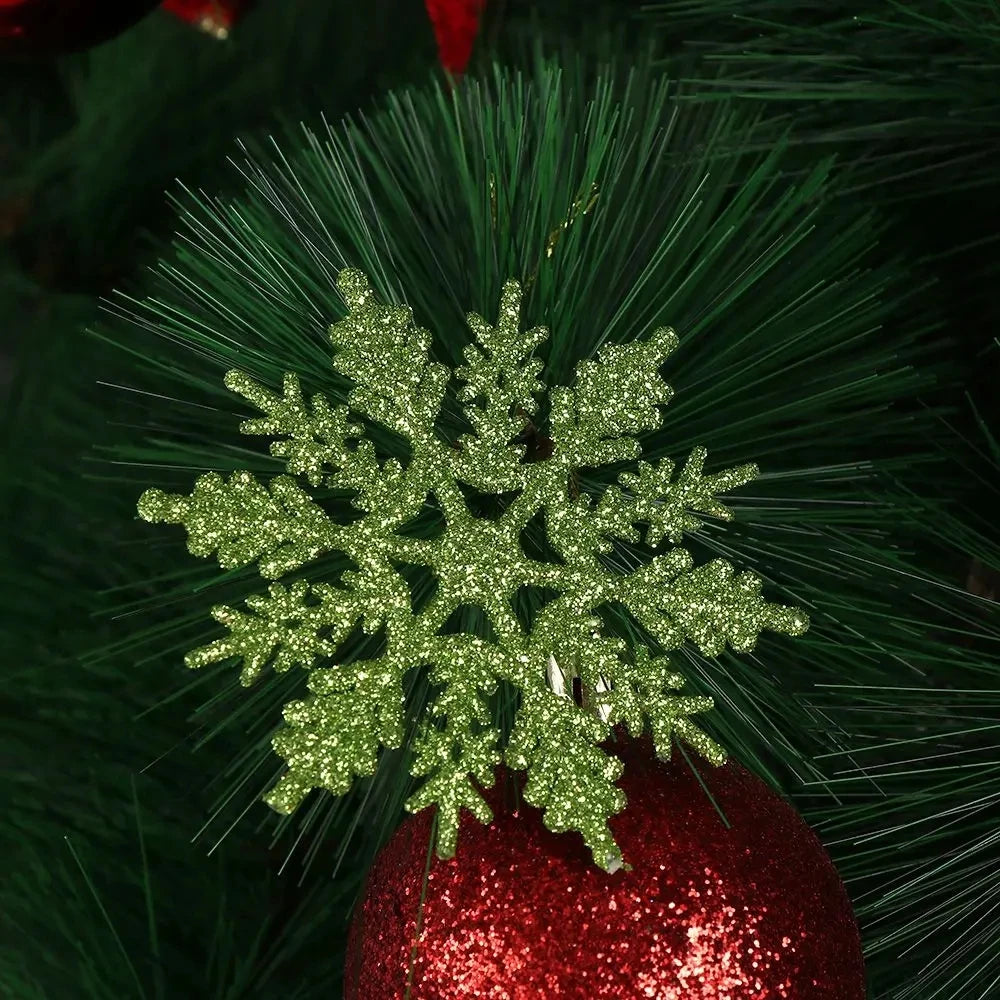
[[345, 740, 864, 999]]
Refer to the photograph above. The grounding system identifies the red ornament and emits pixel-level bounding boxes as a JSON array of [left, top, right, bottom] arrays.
[[161, 0, 250, 39], [345, 741, 864, 999], [0, 0, 160, 53], [424, 0, 485, 74]]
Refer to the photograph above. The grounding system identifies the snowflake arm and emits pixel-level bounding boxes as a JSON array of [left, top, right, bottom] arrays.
[[264, 659, 408, 814], [541, 488, 617, 563], [137, 471, 340, 578], [454, 278, 547, 490], [330, 269, 449, 448], [620, 555, 809, 657], [506, 686, 624, 871], [598, 447, 758, 547], [186, 581, 356, 684], [550, 326, 679, 468], [406, 653, 500, 858], [660, 560, 809, 654], [224, 370, 361, 486], [341, 554, 420, 636], [538, 612, 725, 774], [184, 582, 337, 686], [627, 648, 726, 765], [226, 366, 440, 526]]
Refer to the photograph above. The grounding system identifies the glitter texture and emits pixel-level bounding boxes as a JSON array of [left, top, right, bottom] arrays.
[[345, 740, 864, 1000], [137, 269, 808, 867]]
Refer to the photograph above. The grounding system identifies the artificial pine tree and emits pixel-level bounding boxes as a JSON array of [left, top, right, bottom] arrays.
[[2, 3, 998, 999]]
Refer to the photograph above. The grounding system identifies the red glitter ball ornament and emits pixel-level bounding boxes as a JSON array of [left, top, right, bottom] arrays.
[[345, 740, 864, 999], [0, 0, 160, 53]]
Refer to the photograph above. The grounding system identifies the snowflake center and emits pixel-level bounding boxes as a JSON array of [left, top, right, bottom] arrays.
[[435, 510, 525, 609]]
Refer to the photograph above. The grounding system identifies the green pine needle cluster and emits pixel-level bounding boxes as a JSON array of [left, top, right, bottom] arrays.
[[801, 404, 1000, 1000], [646, 0, 1000, 196]]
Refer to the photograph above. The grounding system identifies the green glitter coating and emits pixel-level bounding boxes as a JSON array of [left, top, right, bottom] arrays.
[[137, 269, 809, 869]]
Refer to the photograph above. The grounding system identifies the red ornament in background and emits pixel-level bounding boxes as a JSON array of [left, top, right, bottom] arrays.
[[2, 0, 480, 60], [161, 0, 250, 39], [345, 740, 865, 999], [0, 0, 160, 53], [424, 0, 486, 74]]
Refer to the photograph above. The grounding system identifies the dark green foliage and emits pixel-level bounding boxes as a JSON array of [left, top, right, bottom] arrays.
[[645, 0, 1000, 431], [649, 1, 1000, 141], [806, 391, 1000, 1000], [1, 2, 435, 294]]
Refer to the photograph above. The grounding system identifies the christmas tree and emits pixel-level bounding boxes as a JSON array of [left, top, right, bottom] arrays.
[[2, 3, 997, 998]]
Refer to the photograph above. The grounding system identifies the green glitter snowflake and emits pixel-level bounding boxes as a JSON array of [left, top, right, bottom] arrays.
[[138, 270, 808, 869]]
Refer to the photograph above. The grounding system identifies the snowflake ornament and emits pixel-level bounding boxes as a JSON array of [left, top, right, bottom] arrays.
[[138, 270, 808, 869]]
